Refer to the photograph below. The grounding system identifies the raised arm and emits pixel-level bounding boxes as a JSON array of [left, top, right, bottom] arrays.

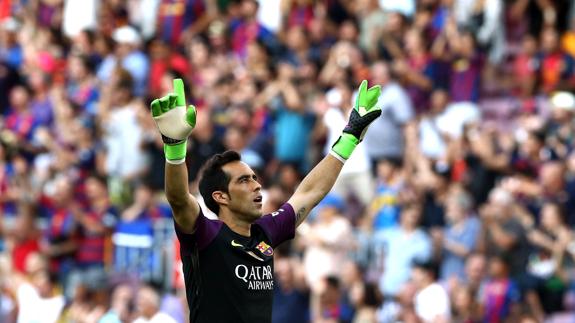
[[288, 80, 381, 226], [151, 79, 200, 233]]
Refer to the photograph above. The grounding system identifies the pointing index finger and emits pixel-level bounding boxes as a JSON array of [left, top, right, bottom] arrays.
[[173, 78, 186, 106]]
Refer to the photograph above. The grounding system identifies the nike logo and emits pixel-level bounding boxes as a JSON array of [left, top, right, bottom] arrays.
[[231, 240, 244, 248]]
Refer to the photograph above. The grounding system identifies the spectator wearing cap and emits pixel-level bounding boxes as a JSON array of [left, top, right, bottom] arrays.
[[547, 91, 575, 158], [0, 17, 23, 69], [373, 202, 431, 298], [97, 25, 149, 97], [301, 194, 353, 292], [412, 260, 451, 323]]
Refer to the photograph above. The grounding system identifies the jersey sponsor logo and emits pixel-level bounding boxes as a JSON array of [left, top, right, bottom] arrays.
[[231, 240, 244, 248], [256, 241, 274, 256], [235, 264, 274, 290]]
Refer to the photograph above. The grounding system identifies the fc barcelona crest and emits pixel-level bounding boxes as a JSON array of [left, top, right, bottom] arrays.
[[256, 241, 274, 256]]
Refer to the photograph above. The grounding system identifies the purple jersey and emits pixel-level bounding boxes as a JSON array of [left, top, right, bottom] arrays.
[[175, 203, 296, 323]]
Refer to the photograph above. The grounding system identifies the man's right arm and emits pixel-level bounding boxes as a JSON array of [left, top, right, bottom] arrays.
[[151, 79, 200, 233], [165, 162, 199, 233]]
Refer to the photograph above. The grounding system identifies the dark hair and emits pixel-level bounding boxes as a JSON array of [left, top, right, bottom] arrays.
[[198, 150, 242, 215], [413, 260, 440, 281], [87, 172, 108, 186], [325, 276, 340, 290], [362, 283, 383, 307]]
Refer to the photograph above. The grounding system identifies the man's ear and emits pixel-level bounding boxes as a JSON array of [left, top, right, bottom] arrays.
[[212, 191, 229, 206]]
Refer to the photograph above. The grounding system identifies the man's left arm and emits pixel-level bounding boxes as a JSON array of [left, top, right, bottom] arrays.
[[288, 80, 382, 226]]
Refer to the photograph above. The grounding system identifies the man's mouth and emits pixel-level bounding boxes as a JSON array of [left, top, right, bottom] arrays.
[[253, 196, 263, 203]]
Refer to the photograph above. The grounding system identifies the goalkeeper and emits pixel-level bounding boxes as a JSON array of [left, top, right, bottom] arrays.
[[150, 78, 381, 323]]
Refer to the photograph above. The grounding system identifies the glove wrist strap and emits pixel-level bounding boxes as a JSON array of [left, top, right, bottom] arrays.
[[164, 141, 187, 164], [330, 133, 359, 162]]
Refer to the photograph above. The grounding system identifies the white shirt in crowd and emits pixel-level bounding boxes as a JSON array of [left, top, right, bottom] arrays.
[[133, 312, 178, 323], [414, 283, 451, 323], [103, 104, 149, 179], [16, 283, 65, 323]]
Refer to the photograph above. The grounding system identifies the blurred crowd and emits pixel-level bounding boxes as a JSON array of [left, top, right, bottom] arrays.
[[2, 0, 575, 322]]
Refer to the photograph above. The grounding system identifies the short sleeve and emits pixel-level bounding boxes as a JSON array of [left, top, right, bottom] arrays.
[[254, 203, 296, 247], [174, 209, 222, 255]]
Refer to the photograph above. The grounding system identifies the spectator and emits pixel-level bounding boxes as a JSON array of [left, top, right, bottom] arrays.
[[39, 175, 78, 295], [349, 282, 382, 323], [481, 254, 521, 323], [526, 202, 572, 316], [99, 284, 134, 323], [66, 53, 100, 115], [112, 183, 168, 281], [479, 188, 530, 279], [15, 270, 65, 323], [374, 202, 432, 298], [67, 174, 117, 299], [367, 158, 403, 232], [272, 256, 310, 323], [537, 27, 575, 94], [98, 69, 149, 199], [97, 26, 150, 97], [231, 0, 278, 59], [133, 285, 177, 323], [302, 194, 353, 291], [451, 284, 482, 323], [439, 185, 481, 281], [412, 260, 451, 323], [155, 0, 212, 46], [315, 276, 343, 323]]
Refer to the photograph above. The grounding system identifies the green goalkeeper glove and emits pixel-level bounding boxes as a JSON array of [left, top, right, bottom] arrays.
[[330, 80, 381, 162], [150, 79, 197, 164]]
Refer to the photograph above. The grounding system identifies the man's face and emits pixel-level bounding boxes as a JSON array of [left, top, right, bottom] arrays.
[[222, 161, 263, 222]]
